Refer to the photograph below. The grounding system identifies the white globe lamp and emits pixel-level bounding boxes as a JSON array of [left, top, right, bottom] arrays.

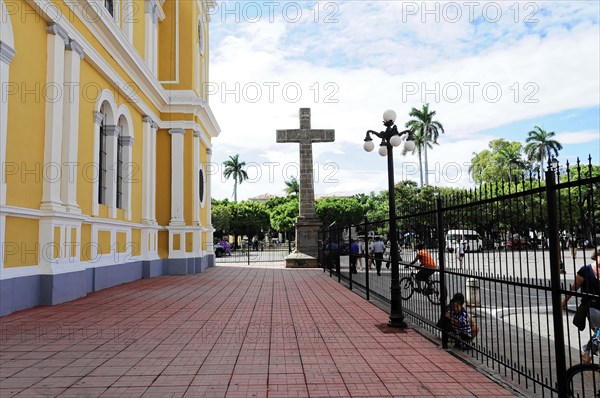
[[389, 134, 402, 147], [378, 145, 388, 157], [383, 109, 396, 123]]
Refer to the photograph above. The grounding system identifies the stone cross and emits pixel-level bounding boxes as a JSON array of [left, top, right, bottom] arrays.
[[276, 108, 335, 219], [276, 108, 335, 267]]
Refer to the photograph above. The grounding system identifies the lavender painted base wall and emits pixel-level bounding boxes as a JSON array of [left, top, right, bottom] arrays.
[[0, 275, 40, 316], [0, 255, 211, 316]]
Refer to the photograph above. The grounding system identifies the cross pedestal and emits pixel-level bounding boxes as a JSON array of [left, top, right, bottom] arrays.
[[276, 108, 335, 268]]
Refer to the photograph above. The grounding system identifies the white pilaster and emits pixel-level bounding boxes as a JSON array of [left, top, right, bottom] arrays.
[[205, 147, 214, 254], [141, 116, 153, 224], [150, 122, 158, 224], [92, 111, 104, 216], [144, 1, 155, 74], [121, 136, 134, 220], [122, 0, 134, 43], [169, 128, 185, 226], [61, 40, 84, 214], [0, 40, 15, 207], [40, 24, 69, 212], [152, 11, 158, 75], [104, 125, 120, 218], [192, 130, 201, 226]]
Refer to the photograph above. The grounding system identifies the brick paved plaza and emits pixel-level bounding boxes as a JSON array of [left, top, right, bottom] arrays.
[[0, 263, 515, 397]]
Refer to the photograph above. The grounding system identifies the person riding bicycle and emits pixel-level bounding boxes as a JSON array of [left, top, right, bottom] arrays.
[[407, 243, 437, 292]]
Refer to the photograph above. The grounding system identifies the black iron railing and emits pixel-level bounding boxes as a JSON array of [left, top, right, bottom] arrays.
[[215, 241, 293, 264], [319, 157, 599, 397]]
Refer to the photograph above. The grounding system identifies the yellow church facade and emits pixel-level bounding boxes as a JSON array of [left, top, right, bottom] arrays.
[[0, 0, 219, 316]]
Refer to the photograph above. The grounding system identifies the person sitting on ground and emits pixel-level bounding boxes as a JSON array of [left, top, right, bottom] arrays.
[[407, 243, 437, 291], [445, 293, 479, 347]]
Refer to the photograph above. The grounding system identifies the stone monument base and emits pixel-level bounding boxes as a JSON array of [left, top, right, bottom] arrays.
[[285, 251, 319, 268]]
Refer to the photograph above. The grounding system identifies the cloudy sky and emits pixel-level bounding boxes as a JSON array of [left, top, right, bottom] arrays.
[[207, 1, 600, 201]]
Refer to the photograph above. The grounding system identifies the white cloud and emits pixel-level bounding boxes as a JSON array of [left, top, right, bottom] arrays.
[[555, 130, 600, 145], [208, 1, 600, 200]]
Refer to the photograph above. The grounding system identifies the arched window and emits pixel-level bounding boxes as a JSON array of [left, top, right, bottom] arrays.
[[116, 108, 134, 219], [116, 129, 124, 209], [199, 169, 204, 204], [104, 0, 114, 16], [98, 110, 107, 205]]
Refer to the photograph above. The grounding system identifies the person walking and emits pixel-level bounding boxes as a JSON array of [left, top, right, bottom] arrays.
[[349, 240, 359, 274], [357, 240, 365, 271], [562, 246, 600, 364], [372, 237, 386, 276], [367, 239, 375, 270], [456, 240, 465, 269]]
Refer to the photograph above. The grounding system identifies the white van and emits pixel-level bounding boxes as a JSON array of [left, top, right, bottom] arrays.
[[446, 229, 483, 252]]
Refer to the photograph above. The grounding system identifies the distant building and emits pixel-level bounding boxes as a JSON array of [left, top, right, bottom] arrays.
[[248, 194, 278, 203]]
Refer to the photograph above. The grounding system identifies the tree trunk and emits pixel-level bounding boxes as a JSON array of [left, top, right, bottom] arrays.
[[233, 181, 238, 202], [418, 148, 424, 188], [423, 143, 429, 186]]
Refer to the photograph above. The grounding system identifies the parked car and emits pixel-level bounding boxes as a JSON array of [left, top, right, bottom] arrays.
[[506, 234, 528, 250], [214, 241, 231, 257]]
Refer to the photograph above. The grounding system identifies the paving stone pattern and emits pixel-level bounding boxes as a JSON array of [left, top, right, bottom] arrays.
[[0, 263, 514, 397]]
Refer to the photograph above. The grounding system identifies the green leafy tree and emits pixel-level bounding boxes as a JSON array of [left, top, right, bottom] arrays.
[[525, 126, 563, 172], [315, 197, 365, 228], [223, 154, 248, 202], [211, 199, 234, 241], [470, 139, 526, 184], [406, 103, 445, 186], [469, 150, 494, 184], [269, 197, 299, 235], [230, 201, 270, 240]]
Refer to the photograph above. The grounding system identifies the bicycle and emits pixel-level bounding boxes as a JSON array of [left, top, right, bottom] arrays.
[[567, 363, 600, 397], [399, 268, 445, 305]]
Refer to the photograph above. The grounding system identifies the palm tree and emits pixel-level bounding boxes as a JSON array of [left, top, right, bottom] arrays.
[[524, 126, 563, 172], [223, 154, 248, 202], [284, 177, 299, 195], [402, 129, 433, 187], [497, 145, 525, 182], [405, 103, 445, 186]]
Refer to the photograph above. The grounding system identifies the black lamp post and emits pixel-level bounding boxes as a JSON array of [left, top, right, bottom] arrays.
[[363, 109, 415, 328]]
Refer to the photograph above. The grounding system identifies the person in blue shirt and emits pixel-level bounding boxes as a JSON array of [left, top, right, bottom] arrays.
[[349, 240, 359, 274], [445, 293, 479, 348]]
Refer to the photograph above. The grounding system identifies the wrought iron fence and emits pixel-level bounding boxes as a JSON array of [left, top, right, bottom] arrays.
[[215, 240, 293, 264], [319, 157, 599, 397]]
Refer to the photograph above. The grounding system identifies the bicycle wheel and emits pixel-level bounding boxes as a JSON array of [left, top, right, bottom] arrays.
[[399, 277, 414, 300], [567, 363, 600, 398], [426, 280, 444, 305]]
